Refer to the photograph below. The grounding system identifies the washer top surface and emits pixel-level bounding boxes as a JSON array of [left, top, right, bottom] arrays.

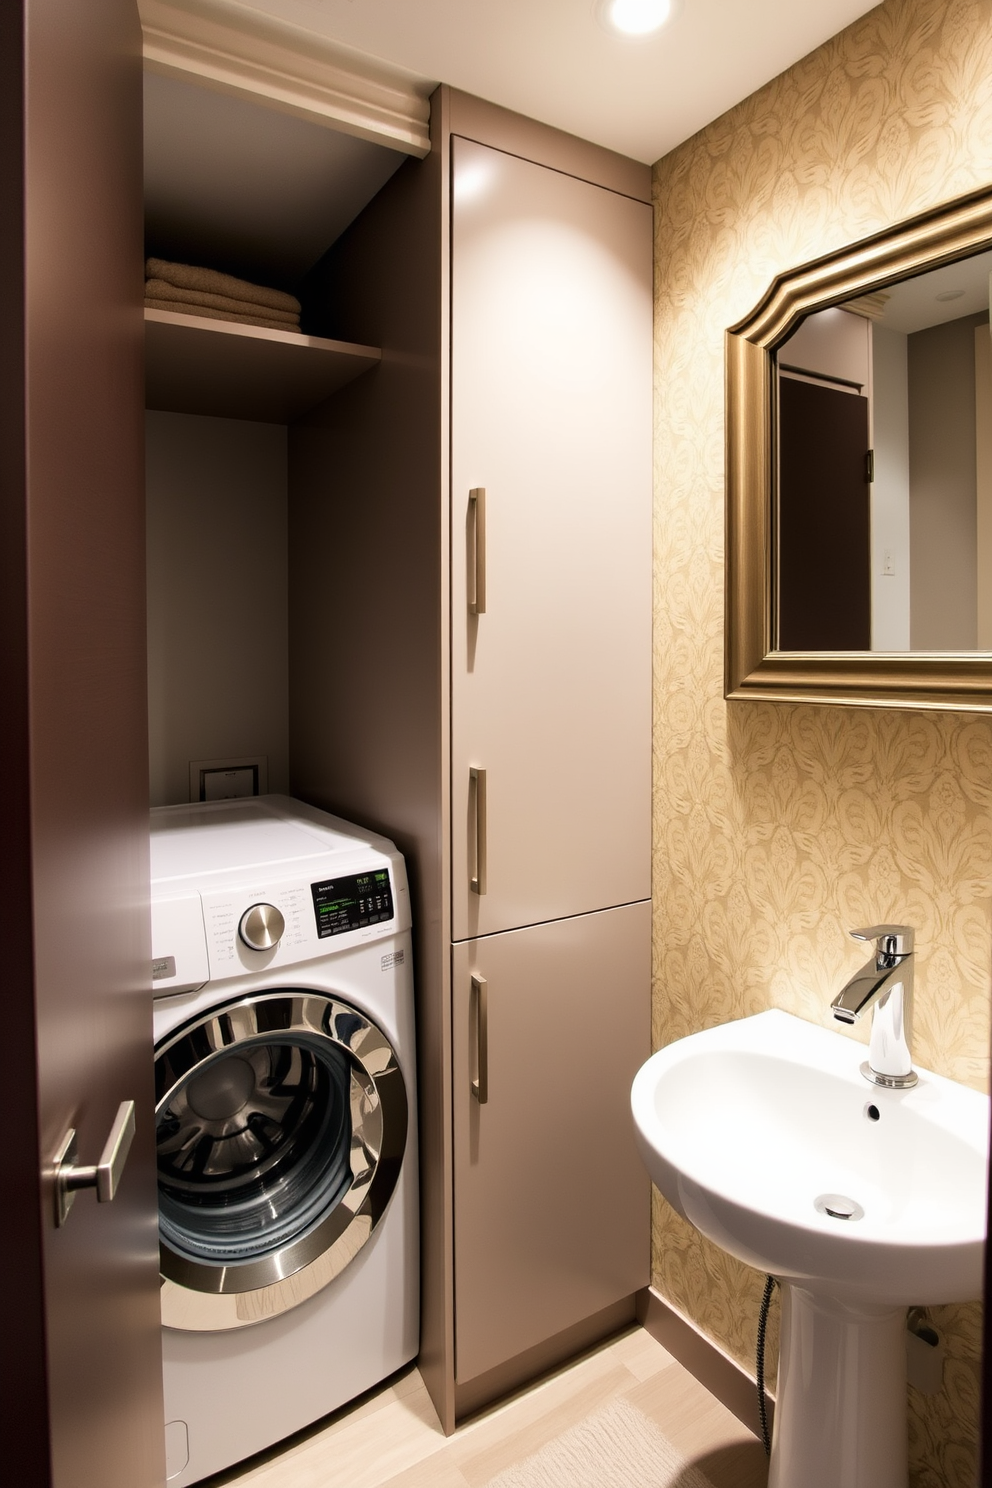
[[151, 795, 393, 888]]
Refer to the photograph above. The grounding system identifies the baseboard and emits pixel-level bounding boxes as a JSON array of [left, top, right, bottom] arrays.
[[636, 1286, 774, 1441]]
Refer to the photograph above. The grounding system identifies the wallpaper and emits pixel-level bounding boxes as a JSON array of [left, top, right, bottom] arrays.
[[650, 1, 992, 1483]]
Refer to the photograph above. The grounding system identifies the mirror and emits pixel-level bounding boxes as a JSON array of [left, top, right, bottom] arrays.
[[726, 185, 992, 710]]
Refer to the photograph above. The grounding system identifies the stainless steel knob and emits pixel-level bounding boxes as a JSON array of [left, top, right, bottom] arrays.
[[239, 903, 285, 951]]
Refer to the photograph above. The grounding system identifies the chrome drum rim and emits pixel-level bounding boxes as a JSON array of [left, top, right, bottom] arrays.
[[155, 990, 407, 1331]]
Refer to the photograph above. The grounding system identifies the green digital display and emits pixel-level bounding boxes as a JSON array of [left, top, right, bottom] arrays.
[[310, 869, 393, 938]]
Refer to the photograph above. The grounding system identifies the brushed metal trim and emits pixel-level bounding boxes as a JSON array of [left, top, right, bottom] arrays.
[[155, 990, 408, 1330], [726, 183, 992, 710]]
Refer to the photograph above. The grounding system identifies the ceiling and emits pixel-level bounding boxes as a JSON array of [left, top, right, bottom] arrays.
[[144, 0, 882, 291], [235, 0, 880, 164], [875, 250, 992, 335]]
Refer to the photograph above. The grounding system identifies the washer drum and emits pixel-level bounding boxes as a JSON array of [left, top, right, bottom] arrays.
[[155, 990, 408, 1331]]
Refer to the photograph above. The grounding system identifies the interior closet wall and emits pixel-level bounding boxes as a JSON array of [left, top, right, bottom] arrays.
[[146, 410, 289, 806]]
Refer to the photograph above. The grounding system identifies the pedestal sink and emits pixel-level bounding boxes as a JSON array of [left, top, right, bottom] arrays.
[[630, 1010, 989, 1488]]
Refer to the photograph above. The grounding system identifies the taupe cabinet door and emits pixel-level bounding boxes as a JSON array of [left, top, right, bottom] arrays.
[[452, 902, 650, 1384], [2, 3, 164, 1484], [450, 138, 653, 941]]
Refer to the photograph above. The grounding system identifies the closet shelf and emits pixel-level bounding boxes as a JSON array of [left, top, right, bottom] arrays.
[[145, 308, 381, 422]]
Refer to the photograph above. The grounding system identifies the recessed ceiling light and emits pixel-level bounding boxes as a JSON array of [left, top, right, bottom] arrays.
[[935, 289, 965, 302], [596, 0, 678, 39]]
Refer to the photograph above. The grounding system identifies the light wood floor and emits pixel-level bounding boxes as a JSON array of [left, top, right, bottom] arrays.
[[207, 1327, 768, 1488]]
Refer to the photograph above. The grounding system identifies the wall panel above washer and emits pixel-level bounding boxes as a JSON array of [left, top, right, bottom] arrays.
[[146, 411, 289, 806]]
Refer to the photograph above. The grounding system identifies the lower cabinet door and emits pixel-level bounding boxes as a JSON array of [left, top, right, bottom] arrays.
[[452, 901, 650, 1384]]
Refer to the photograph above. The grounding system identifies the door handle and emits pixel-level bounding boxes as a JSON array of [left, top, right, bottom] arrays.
[[53, 1099, 136, 1227], [469, 487, 486, 615], [469, 766, 487, 895], [471, 974, 488, 1104]]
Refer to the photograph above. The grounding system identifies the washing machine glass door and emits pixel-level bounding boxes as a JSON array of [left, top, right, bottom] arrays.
[[155, 990, 407, 1331]]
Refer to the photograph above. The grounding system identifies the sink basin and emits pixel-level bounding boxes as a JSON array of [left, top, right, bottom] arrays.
[[631, 1010, 990, 1488], [631, 1008, 988, 1305]]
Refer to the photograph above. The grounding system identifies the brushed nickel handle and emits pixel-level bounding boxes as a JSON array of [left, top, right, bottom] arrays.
[[53, 1099, 136, 1228], [471, 974, 489, 1104], [469, 487, 487, 615], [470, 765, 487, 895]]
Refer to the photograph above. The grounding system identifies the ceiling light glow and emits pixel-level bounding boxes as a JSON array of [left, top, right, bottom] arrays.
[[601, 0, 673, 37]]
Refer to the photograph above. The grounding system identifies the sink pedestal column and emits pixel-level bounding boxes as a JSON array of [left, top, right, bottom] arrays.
[[769, 1284, 907, 1488]]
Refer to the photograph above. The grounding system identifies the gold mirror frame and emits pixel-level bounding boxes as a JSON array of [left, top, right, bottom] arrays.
[[726, 184, 992, 711]]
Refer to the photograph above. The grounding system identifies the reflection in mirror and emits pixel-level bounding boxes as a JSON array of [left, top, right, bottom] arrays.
[[775, 250, 992, 652]]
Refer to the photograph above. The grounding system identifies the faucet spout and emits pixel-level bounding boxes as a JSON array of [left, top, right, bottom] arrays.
[[830, 925, 917, 1089]]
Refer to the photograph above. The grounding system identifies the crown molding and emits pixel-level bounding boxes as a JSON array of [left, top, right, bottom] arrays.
[[139, 0, 432, 156]]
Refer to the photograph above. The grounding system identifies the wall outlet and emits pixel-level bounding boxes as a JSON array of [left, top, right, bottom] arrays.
[[189, 755, 268, 802], [906, 1311, 944, 1396], [882, 550, 896, 576]]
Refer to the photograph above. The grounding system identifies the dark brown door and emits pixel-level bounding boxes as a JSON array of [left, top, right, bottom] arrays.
[[777, 374, 871, 650], [1, 3, 165, 1486]]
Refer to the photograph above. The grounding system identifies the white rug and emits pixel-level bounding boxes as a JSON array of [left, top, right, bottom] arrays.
[[484, 1396, 715, 1488]]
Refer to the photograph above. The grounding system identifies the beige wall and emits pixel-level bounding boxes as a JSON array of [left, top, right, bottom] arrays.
[[651, 2, 992, 1483]]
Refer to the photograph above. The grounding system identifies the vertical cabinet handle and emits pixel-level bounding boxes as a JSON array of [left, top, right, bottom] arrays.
[[469, 487, 487, 615], [53, 1099, 136, 1228], [471, 974, 489, 1104], [470, 766, 487, 895]]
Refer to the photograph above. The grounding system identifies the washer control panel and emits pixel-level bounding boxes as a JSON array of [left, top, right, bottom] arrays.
[[198, 867, 398, 979], [203, 884, 310, 974]]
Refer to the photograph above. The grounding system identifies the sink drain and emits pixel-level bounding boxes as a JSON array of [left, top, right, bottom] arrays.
[[814, 1193, 864, 1221]]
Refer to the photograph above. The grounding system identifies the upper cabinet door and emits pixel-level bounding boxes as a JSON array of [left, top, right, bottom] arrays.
[[450, 138, 652, 941]]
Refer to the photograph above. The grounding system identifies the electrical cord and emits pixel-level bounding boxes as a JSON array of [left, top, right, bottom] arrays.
[[756, 1274, 777, 1456]]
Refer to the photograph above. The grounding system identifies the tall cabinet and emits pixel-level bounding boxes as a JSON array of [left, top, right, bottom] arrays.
[[291, 89, 652, 1427]]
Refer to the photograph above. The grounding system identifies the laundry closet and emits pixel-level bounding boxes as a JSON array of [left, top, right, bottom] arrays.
[[144, 57, 653, 1435]]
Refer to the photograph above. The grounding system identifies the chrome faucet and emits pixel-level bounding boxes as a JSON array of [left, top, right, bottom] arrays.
[[830, 925, 917, 1089]]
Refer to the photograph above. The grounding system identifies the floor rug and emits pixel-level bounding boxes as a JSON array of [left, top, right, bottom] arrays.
[[484, 1396, 714, 1488]]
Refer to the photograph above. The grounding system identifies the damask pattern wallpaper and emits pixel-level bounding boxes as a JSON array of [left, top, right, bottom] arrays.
[[651, 1, 992, 1482]]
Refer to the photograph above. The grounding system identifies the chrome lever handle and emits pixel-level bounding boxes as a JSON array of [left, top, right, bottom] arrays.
[[53, 1099, 136, 1227], [850, 925, 914, 958]]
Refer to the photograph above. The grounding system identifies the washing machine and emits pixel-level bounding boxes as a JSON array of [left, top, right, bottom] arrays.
[[150, 795, 419, 1486]]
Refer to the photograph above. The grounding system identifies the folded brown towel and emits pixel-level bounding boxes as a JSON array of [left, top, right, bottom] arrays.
[[145, 298, 300, 333], [146, 278, 299, 326], [146, 257, 301, 316]]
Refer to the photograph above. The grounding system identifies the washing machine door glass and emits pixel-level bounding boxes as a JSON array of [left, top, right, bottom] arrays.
[[155, 991, 407, 1331]]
